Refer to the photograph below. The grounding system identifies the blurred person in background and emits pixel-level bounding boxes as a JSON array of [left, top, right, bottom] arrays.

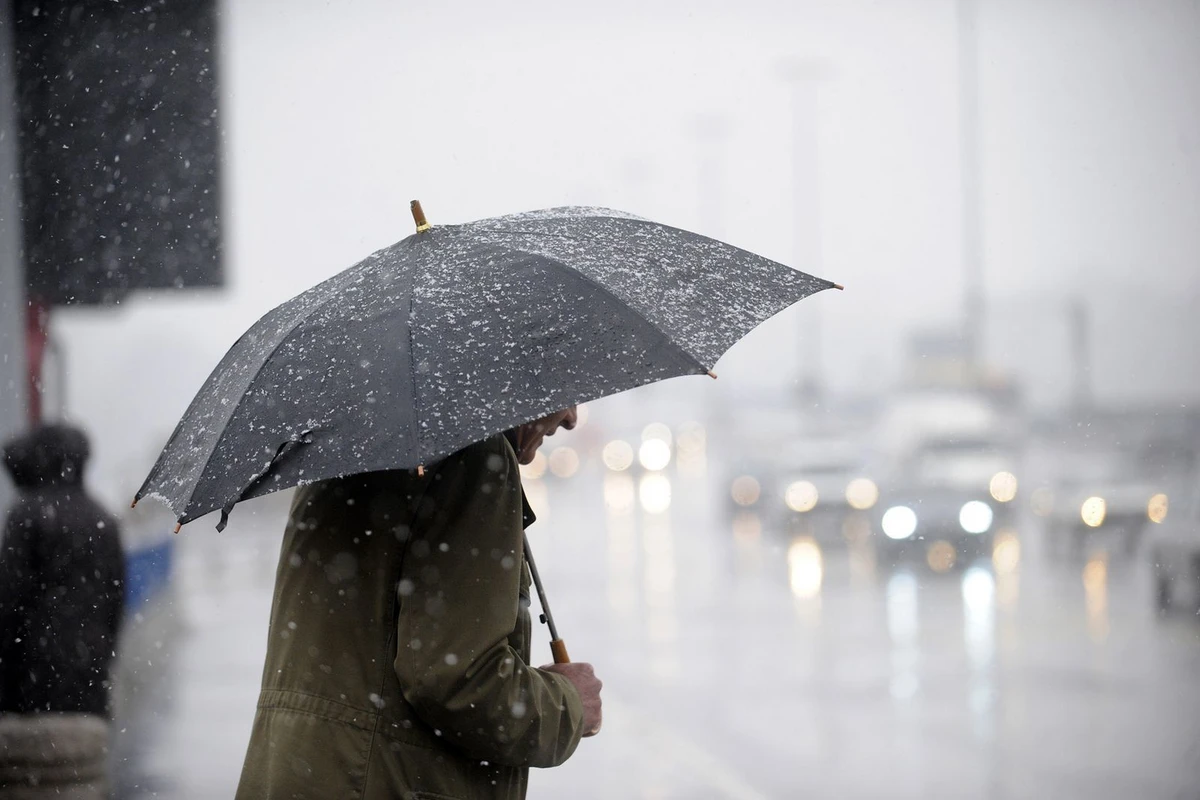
[[237, 407, 602, 800], [0, 424, 126, 799]]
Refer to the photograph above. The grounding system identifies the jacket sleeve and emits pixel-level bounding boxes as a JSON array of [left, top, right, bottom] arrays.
[[393, 437, 585, 768]]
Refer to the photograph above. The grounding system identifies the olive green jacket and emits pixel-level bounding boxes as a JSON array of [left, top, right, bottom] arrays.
[[236, 435, 584, 800]]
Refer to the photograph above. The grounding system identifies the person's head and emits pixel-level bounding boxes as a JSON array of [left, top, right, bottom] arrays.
[[505, 407, 578, 465], [2, 423, 91, 489]]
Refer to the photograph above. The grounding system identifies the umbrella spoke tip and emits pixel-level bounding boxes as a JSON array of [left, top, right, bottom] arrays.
[[832, 282, 845, 291], [417, 465, 426, 477], [130, 498, 138, 509], [173, 522, 183, 534], [707, 370, 718, 380]]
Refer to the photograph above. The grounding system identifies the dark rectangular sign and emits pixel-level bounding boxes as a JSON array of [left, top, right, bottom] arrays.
[[14, 0, 223, 305]]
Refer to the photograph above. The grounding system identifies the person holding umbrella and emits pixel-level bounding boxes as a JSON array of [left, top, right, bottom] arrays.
[[137, 203, 836, 798], [235, 407, 600, 799]]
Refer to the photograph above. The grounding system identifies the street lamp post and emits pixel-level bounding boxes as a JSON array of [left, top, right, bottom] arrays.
[[777, 58, 829, 403], [689, 112, 734, 448], [958, 0, 986, 372]]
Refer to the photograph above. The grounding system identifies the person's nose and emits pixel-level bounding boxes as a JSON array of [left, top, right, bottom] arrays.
[[561, 407, 579, 431]]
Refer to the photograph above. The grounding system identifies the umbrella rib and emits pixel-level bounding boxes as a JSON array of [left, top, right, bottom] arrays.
[[523, 249, 711, 376], [404, 237, 424, 465], [467, 218, 835, 290], [168, 261, 379, 522], [457, 221, 833, 371]]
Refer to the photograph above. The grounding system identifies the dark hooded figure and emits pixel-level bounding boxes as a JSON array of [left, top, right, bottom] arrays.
[[0, 424, 125, 718]]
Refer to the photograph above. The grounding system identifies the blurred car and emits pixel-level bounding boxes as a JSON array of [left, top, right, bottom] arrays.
[[776, 443, 879, 542], [724, 437, 877, 543], [1146, 475, 1199, 615], [872, 436, 1020, 568], [1045, 446, 1167, 558]]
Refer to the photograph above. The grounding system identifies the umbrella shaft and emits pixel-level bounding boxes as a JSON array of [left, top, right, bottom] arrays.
[[522, 532, 560, 641]]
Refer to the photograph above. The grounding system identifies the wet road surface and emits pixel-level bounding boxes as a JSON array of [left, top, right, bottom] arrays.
[[111, 459, 1200, 799]]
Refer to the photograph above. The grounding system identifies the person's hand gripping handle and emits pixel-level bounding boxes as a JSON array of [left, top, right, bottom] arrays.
[[542, 661, 603, 737]]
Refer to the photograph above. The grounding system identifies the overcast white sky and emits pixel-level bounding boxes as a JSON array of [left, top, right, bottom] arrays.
[[51, 0, 1200, 507]]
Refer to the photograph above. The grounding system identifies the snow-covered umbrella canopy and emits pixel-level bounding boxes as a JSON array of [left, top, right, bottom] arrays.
[[135, 203, 838, 530]]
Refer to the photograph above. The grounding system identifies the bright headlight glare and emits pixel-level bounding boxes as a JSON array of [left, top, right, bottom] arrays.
[[1081, 496, 1107, 528], [785, 480, 819, 512], [881, 506, 917, 540], [989, 471, 1018, 503], [638, 439, 672, 471], [959, 500, 994, 534]]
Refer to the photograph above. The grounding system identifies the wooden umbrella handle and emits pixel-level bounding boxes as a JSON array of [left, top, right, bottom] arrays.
[[550, 639, 571, 664]]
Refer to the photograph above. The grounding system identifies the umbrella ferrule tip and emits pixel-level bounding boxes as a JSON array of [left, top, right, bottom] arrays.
[[833, 283, 845, 291], [411, 200, 431, 233], [707, 370, 718, 379]]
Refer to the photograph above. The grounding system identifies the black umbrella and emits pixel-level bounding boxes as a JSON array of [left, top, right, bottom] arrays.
[[134, 202, 839, 531]]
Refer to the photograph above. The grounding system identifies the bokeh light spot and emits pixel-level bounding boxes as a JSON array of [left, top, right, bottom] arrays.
[[730, 475, 761, 507], [989, 471, 1018, 503], [785, 480, 819, 513]]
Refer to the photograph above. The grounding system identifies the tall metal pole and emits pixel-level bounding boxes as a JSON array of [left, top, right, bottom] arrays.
[[778, 60, 827, 402], [958, 0, 985, 371], [690, 114, 734, 449], [1069, 297, 1091, 413]]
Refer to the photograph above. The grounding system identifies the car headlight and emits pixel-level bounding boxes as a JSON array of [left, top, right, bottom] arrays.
[[881, 506, 917, 540], [989, 471, 1018, 503], [1081, 496, 1106, 527], [845, 478, 879, 510], [639, 439, 672, 471], [1148, 493, 1168, 524], [785, 480, 819, 512], [959, 501, 994, 534]]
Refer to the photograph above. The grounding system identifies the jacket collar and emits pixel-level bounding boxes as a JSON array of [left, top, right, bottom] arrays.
[[521, 490, 537, 529]]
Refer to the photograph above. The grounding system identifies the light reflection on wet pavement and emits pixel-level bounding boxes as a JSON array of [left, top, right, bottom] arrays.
[[112, 459, 1200, 799]]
